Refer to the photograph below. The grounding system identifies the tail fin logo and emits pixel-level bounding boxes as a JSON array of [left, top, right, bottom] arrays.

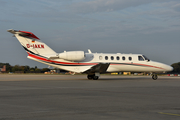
[[26, 44, 44, 48]]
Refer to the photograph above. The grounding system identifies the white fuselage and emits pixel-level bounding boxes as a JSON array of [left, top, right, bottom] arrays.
[[27, 52, 173, 73]]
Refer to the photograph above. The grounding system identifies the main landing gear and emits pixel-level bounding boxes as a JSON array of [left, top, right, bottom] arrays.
[[152, 74, 158, 80], [87, 74, 99, 80]]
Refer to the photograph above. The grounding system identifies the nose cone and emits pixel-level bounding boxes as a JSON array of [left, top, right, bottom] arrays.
[[151, 61, 173, 73], [165, 65, 173, 72]]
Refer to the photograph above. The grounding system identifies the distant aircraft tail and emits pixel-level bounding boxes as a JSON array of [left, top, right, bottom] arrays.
[[7, 29, 57, 58]]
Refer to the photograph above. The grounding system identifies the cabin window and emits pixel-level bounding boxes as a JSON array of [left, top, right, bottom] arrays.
[[122, 56, 125, 60], [111, 56, 114, 60], [99, 56, 102, 60], [116, 56, 120, 60], [105, 56, 108, 60], [129, 57, 132, 61], [138, 56, 144, 61]]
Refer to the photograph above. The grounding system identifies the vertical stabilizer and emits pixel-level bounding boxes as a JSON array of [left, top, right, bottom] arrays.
[[7, 29, 57, 57]]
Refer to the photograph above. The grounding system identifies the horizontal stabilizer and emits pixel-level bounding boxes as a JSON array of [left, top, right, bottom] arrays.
[[7, 29, 40, 40]]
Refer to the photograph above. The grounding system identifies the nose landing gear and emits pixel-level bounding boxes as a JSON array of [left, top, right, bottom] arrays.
[[152, 74, 158, 80]]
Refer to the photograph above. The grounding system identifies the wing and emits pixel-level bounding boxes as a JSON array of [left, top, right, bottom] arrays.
[[83, 63, 110, 74]]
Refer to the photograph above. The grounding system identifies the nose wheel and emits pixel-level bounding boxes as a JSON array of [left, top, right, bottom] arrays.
[[152, 74, 158, 80]]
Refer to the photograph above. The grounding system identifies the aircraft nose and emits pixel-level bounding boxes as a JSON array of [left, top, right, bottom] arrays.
[[164, 65, 173, 72]]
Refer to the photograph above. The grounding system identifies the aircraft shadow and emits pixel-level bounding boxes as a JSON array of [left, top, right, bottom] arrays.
[[99, 77, 150, 81], [80, 76, 152, 81]]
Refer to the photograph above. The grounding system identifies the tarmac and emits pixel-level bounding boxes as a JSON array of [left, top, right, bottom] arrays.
[[0, 74, 180, 120]]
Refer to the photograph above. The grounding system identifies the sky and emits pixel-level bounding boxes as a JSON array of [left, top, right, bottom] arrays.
[[0, 0, 180, 68]]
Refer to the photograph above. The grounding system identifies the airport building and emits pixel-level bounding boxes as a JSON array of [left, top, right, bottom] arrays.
[[0, 65, 6, 73]]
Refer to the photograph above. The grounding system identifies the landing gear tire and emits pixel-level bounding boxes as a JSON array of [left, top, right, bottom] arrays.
[[87, 75, 93, 80], [152, 74, 158, 80], [93, 76, 99, 80], [87, 74, 99, 80]]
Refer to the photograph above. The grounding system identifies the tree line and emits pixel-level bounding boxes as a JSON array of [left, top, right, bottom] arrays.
[[0, 63, 50, 73], [171, 62, 180, 73]]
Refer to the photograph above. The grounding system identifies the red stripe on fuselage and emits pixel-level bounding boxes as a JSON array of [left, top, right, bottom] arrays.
[[110, 63, 165, 70], [132, 63, 165, 70]]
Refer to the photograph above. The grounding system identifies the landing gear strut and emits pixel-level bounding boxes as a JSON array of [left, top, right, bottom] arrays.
[[152, 74, 158, 80], [87, 74, 99, 80]]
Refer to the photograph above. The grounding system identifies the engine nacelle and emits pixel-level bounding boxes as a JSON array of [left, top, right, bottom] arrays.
[[58, 51, 85, 61]]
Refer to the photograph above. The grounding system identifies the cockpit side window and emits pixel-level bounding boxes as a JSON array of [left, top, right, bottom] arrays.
[[138, 56, 144, 61], [142, 55, 150, 61]]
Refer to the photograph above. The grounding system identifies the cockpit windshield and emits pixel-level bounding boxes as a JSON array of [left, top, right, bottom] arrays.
[[142, 55, 150, 61], [138, 56, 144, 61]]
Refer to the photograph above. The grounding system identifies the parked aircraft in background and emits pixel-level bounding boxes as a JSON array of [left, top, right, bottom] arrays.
[[7, 29, 173, 80]]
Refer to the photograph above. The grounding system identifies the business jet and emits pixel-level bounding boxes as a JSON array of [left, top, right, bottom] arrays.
[[7, 29, 173, 80]]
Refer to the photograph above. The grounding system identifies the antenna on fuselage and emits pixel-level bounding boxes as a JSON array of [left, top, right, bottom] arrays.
[[88, 49, 92, 53]]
